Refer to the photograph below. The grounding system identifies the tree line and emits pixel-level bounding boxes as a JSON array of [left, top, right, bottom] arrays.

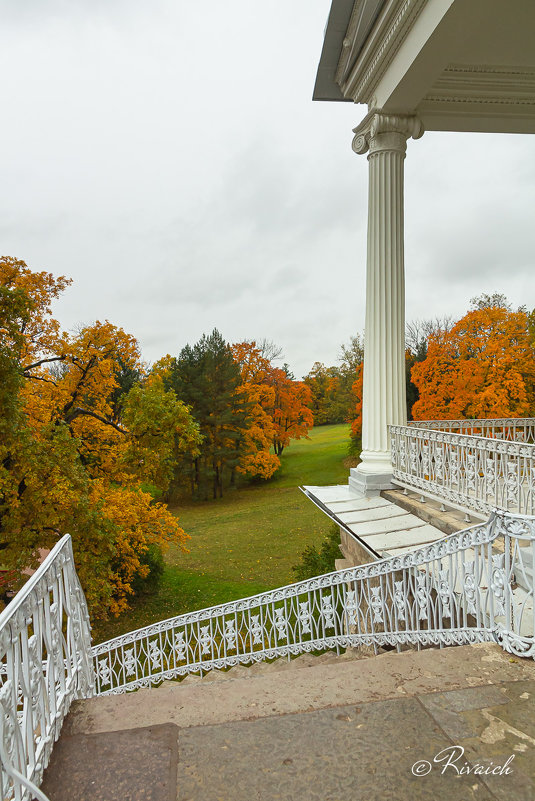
[[4, 255, 525, 620], [155, 335, 313, 500]]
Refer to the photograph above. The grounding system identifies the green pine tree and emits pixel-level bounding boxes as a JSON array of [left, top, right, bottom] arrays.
[[168, 329, 252, 498]]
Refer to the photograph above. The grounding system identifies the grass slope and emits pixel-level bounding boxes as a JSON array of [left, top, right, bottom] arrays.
[[92, 424, 352, 643]]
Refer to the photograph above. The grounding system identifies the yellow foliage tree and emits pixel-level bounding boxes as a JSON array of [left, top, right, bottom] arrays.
[[0, 257, 201, 617]]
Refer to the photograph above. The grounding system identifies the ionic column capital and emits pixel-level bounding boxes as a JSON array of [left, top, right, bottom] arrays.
[[352, 111, 424, 157]]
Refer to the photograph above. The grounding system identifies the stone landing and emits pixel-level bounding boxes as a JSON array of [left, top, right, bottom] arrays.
[[42, 643, 535, 801]]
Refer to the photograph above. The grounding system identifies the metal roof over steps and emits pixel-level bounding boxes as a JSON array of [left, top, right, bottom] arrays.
[[301, 483, 469, 561], [302, 484, 534, 638]]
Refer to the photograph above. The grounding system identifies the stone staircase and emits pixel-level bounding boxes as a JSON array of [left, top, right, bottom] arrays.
[[40, 642, 535, 801], [176, 646, 375, 683], [6, 511, 535, 801]]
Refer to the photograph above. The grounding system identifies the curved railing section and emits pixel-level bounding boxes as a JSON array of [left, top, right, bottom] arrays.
[[407, 417, 535, 444], [3, 513, 535, 801], [391, 424, 535, 517], [92, 511, 535, 695], [0, 535, 93, 801]]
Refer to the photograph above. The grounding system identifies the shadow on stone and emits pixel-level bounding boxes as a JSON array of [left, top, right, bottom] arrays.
[[41, 723, 178, 801]]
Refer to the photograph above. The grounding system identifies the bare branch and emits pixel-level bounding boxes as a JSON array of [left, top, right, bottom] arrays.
[[68, 407, 127, 434], [23, 355, 66, 373], [24, 374, 58, 387]]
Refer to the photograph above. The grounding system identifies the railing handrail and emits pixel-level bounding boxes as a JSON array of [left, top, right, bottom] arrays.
[[5, 510, 535, 801], [0, 534, 71, 630], [392, 423, 535, 453], [91, 510, 535, 697], [408, 417, 535, 426], [390, 423, 535, 519], [0, 534, 93, 801], [92, 516, 491, 654]]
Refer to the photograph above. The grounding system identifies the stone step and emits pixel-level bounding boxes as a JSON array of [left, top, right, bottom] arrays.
[[61, 642, 533, 739], [166, 646, 377, 688], [43, 642, 535, 801]]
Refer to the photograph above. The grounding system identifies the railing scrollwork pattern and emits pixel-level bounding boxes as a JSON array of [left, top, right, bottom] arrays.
[[91, 511, 535, 695], [0, 535, 93, 801], [391, 423, 535, 517], [3, 510, 535, 799], [407, 417, 535, 443]]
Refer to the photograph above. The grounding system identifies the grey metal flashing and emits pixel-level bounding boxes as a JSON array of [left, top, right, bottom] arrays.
[[313, 0, 386, 102], [299, 486, 382, 561], [313, 0, 355, 101]]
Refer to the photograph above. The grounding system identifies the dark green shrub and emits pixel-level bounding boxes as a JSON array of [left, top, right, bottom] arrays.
[[131, 543, 165, 597], [139, 482, 163, 502], [292, 524, 341, 581]]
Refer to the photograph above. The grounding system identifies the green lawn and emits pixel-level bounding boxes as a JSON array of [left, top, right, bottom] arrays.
[[92, 424, 353, 643]]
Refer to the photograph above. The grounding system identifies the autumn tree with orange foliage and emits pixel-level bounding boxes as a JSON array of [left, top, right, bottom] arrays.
[[231, 342, 280, 479], [231, 341, 313, 458], [231, 340, 314, 472], [349, 362, 364, 441], [0, 257, 201, 617], [411, 298, 535, 420], [268, 366, 313, 457]]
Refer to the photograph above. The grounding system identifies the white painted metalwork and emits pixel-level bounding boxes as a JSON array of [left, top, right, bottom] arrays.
[[0, 535, 93, 801], [391, 424, 535, 517], [91, 510, 535, 695], [407, 418, 535, 444], [4, 510, 535, 800]]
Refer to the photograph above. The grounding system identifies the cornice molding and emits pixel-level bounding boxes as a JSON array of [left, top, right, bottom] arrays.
[[424, 63, 535, 111], [444, 64, 535, 77], [424, 96, 535, 107], [336, 1, 367, 86], [352, 110, 424, 155], [341, 0, 426, 104]]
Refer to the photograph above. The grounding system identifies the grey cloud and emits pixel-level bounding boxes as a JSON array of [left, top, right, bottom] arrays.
[[1, 2, 533, 380]]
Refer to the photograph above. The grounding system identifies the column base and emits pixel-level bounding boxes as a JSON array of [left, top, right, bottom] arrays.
[[349, 465, 394, 497]]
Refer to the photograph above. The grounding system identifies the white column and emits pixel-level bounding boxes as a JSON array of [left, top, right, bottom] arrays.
[[349, 112, 423, 496]]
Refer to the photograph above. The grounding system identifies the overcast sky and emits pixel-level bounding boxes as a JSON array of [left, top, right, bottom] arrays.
[[1, 1, 534, 378]]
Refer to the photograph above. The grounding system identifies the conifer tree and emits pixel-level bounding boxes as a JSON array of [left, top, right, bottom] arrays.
[[169, 329, 252, 498]]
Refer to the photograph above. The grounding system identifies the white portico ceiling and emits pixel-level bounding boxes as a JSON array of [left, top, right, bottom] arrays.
[[315, 0, 535, 134]]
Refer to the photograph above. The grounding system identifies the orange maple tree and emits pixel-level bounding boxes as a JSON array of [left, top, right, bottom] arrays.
[[268, 367, 313, 457], [349, 362, 364, 440], [411, 304, 535, 420], [232, 341, 313, 463], [231, 342, 280, 479]]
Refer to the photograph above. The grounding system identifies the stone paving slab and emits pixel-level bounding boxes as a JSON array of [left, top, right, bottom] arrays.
[[301, 484, 370, 505], [176, 688, 534, 801], [328, 496, 390, 512], [336, 504, 409, 524], [420, 679, 535, 801], [40, 723, 178, 801], [49, 645, 535, 801], [364, 523, 445, 551], [302, 484, 445, 557]]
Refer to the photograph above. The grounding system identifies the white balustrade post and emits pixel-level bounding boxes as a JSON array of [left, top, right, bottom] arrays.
[[349, 112, 423, 496]]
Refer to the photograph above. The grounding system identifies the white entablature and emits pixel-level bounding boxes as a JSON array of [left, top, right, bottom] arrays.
[[315, 0, 535, 134], [314, 0, 535, 495]]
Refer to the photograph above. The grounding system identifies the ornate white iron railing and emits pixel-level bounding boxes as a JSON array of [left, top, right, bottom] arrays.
[[91, 511, 535, 695], [408, 417, 535, 444], [0, 535, 94, 801], [391, 424, 535, 518], [4, 513, 535, 801]]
